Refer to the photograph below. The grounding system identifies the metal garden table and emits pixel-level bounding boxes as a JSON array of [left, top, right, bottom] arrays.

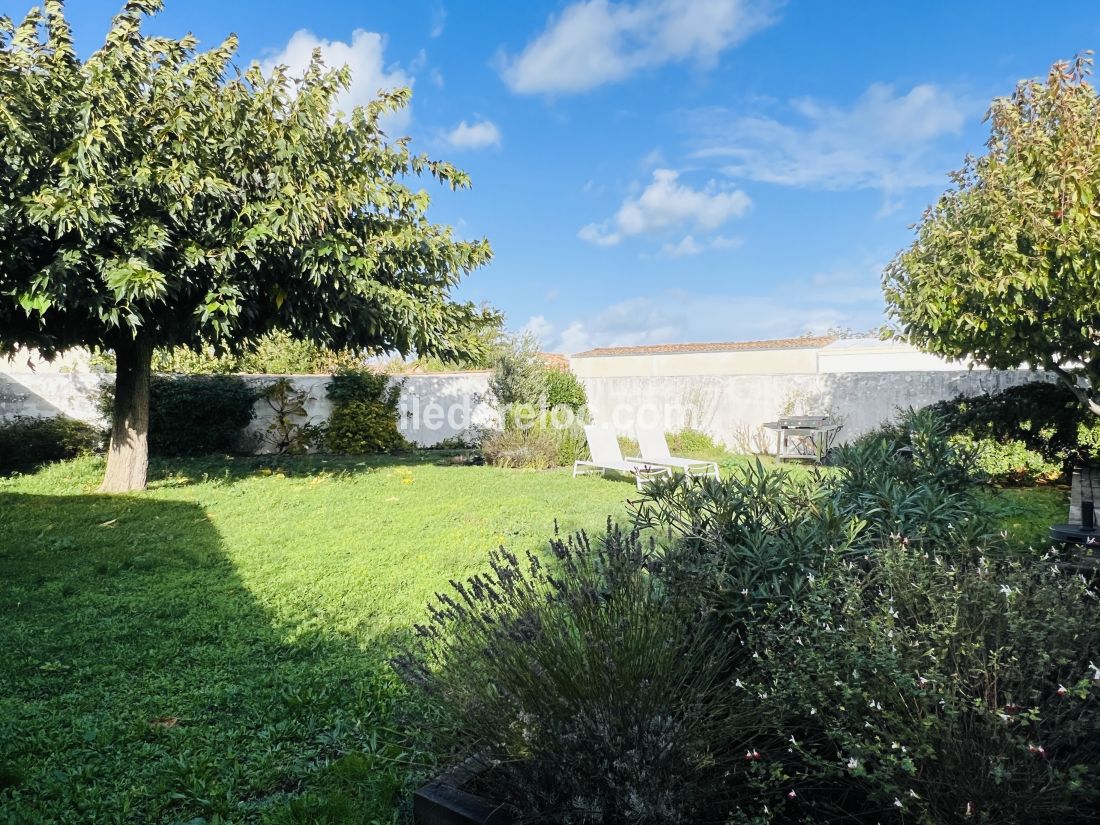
[[762, 416, 842, 463]]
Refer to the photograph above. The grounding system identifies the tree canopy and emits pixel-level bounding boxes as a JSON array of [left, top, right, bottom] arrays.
[[884, 55, 1100, 415], [0, 0, 497, 489]]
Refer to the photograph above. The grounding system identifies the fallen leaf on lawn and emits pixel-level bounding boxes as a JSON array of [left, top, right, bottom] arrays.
[[149, 716, 179, 728]]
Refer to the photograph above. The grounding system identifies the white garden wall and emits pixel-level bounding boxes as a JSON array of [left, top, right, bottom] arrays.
[[580, 369, 1055, 449], [0, 363, 1055, 455], [0, 369, 497, 450]]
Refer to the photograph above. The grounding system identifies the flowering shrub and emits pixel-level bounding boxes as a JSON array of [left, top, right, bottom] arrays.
[[747, 541, 1100, 823]]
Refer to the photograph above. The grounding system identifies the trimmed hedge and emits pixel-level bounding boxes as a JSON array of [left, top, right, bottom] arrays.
[[323, 368, 408, 454], [101, 375, 260, 457], [0, 415, 103, 475]]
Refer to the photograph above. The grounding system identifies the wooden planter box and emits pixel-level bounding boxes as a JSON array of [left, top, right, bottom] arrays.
[[413, 758, 514, 825]]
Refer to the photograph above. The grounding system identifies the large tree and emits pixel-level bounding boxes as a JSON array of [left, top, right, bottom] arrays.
[[884, 54, 1100, 415], [0, 1, 496, 491]]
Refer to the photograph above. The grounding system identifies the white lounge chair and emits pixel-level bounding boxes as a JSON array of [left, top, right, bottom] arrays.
[[628, 426, 721, 480], [574, 425, 672, 490]]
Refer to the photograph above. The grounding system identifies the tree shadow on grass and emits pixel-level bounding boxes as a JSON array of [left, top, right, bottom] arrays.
[[0, 492, 431, 824]]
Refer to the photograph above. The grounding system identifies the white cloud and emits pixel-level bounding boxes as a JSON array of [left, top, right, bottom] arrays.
[[689, 82, 971, 193], [579, 168, 751, 247], [660, 235, 704, 257], [521, 314, 556, 343], [430, 5, 447, 38], [444, 119, 502, 150], [262, 29, 412, 130], [545, 287, 884, 354], [536, 255, 888, 353], [659, 233, 743, 257], [501, 0, 780, 94]]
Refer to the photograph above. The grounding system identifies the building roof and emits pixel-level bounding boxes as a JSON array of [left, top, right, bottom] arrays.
[[539, 352, 570, 370], [571, 336, 837, 359]]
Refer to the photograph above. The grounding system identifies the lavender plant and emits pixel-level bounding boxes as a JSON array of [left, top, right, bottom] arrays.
[[394, 524, 780, 824]]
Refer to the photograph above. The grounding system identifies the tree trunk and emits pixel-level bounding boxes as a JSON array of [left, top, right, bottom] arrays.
[[101, 334, 153, 493]]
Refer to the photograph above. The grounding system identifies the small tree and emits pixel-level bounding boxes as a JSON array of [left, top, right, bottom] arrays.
[[884, 54, 1100, 415], [0, 1, 497, 491], [488, 333, 547, 414]]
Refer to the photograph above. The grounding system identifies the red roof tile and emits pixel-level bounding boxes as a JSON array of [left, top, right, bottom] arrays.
[[572, 336, 836, 358]]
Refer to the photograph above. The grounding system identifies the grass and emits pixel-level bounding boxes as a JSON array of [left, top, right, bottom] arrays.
[[0, 453, 1069, 823], [986, 482, 1071, 551], [0, 453, 636, 824]]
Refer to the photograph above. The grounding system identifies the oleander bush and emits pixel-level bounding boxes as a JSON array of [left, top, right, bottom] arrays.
[[829, 409, 995, 551], [0, 415, 103, 474]]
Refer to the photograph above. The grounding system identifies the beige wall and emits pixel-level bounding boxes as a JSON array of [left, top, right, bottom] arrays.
[[571, 347, 820, 378], [817, 340, 975, 373], [571, 338, 979, 378]]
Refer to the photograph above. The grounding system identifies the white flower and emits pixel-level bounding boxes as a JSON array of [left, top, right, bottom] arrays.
[[846, 756, 859, 770], [894, 798, 904, 808]]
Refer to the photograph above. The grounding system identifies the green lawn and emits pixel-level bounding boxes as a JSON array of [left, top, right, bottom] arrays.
[[0, 454, 1069, 823], [0, 454, 638, 824]]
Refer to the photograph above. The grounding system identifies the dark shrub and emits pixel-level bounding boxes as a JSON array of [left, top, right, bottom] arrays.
[[144, 375, 257, 456], [0, 415, 103, 474], [924, 381, 1100, 481], [324, 368, 407, 454], [395, 526, 779, 825], [407, 410, 1100, 824]]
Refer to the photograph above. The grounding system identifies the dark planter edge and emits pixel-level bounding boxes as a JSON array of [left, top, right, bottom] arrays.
[[413, 757, 515, 825]]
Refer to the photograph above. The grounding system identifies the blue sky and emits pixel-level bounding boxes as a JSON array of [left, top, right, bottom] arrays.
[[50, 1, 1100, 353]]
